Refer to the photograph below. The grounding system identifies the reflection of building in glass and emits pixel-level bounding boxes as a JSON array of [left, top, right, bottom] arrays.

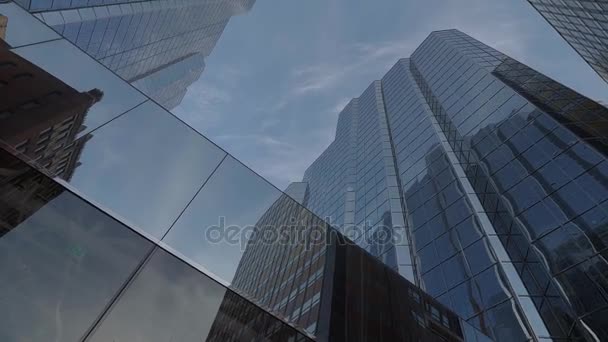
[[527, 0, 608, 83], [0, 14, 7, 43], [0, 45, 102, 180], [318, 231, 474, 342], [130, 52, 206, 111], [0, 148, 64, 238], [230, 182, 326, 335], [0, 147, 311, 342], [302, 29, 608, 341], [225, 181, 482, 341], [16, 0, 255, 109], [0, 6, 498, 342]]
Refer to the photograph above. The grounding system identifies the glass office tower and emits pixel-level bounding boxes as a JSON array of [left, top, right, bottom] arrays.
[[14, 0, 255, 109], [527, 0, 608, 84], [0, 3, 491, 342], [302, 29, 608, 341]]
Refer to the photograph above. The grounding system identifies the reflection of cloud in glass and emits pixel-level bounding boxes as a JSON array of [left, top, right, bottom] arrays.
[[88, 249, 226, 342], [164, 156, 281, 283], [0, 153, 152, 342], [67, 101, 226, 239]]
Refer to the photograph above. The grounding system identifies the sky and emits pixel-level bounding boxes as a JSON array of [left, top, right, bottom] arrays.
[[173, 0, 608, 190]]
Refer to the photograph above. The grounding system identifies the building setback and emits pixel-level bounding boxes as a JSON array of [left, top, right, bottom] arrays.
[[301, 29, 608, 341], [528, 0, 608, 84]]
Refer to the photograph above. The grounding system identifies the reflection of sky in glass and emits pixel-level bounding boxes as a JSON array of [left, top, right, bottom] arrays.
[[0, 191, 152, 342], [67, 101, 227, 239], [88, 249, 226, 342], [0, 2, 59, 47], [172, 0, 608, 190], [163, 156, 281, 283], [13, 39, 146, 135]]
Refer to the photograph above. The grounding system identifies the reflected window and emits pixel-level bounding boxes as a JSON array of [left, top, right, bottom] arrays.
[[12, 72, 33, 80]]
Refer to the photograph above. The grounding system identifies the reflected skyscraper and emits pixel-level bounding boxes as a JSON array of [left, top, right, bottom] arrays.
[[14, 0, 255, 109], [302, 29, 608, 341], [528, 0, 608, 84]]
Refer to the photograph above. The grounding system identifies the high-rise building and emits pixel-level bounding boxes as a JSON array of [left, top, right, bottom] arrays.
[[14, 0, 255, 109], [227, 182, 485, 341], [0, 3, 491, 342], [527, 0, 608, 83], [302, 29, 608, 341]]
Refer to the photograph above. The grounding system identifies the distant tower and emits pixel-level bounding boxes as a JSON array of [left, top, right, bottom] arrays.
[[528, 0, 608, 84], [18, 0, 256, 109]]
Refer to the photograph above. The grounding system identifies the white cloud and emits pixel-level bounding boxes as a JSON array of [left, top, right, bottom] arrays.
[[213, 133, 323, 188], [173, 65, 245, 131], [331, 97, 351, 115], [290, 39, 417, 96], [174, 82, 231, 130]]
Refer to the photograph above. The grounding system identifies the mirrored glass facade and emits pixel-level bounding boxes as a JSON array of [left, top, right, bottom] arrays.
[[0, 5, 491, 342], [14, 0, 255, 109], [528, 0, 608, 84], [301, 29, 608, 341]]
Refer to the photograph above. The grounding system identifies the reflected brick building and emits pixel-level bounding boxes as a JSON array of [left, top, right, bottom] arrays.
[[0, 148, 64, 238], [0, 14, 7, 43], [0, 45, 102, 179]]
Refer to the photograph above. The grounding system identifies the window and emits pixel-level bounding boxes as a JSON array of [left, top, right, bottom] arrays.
[[18, 100, 40, 110], [12, 72, 33, 80], [45, 90, 62, 99], [0, 61, 17, 68]]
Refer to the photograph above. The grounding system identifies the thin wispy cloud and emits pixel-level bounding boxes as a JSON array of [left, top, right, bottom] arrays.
[[172, 0, 608, 191], [290, 39, 417, 96], [214, 132, 326, 187], [174, 65, 244, 131]]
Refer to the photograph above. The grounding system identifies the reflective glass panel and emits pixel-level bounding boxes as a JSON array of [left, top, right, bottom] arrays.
[[64, 101, 226, 239], [0, 2, 59, 48], [0, 147, 153, 342], [87, 248, 310, 342], [12, 39, 146, 135], [163, 156, 282, 283]]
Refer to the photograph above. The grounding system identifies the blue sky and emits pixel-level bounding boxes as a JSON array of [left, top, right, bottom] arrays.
[[173, 0, 608, 190]]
